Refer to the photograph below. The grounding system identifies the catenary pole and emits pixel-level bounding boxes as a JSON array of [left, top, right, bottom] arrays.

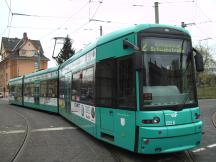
[[154, 2, 159, 24]]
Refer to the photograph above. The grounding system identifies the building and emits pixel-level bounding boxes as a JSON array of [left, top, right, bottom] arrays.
[[0, 32, 49, 97]]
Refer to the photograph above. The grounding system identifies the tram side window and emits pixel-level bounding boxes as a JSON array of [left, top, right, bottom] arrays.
[[14, 84, 22, 97], [24, 83, 34, 97], [9, 85, 15, 96], [30, 83, 34, 97], [118, 56, 136, 108], [71, 67, 94, 105], [95, 59, 116, 107], [80, 67, 94, 104], [40, 81, 47, 97], [47, 80, 57, 98], [59, 77, 65, 99], [9, 85, 15, 94], [24, 83, 28, 96], [71, 72, 81, 102]]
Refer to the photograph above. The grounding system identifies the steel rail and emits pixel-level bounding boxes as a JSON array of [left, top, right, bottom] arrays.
[[184, 151, 196, 162], [10, 109, 31, 162], [212, 111, 216, 128]]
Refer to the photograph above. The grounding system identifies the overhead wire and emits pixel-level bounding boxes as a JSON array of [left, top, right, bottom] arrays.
[[53, 0, 104, 51], [44, 0, 103, 50], [11, 13, 76, 19], [4, 0, 12, 13], [159, 0, 194, 4], [0, 28, 8, 37], [90, 0, 103, 20], [193, 1, 216, 42], [7, 25, 57, 30], [40, 0, 89, 40], [6, 0, 12, 38], [8, 8, 13, 38]]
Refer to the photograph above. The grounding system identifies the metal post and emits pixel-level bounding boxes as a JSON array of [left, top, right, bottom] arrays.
[[181, 22, 186, 28], [154, 2, 159, 24], [100, 26, 103, 36]]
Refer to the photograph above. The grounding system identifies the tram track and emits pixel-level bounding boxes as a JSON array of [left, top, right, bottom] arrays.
[[103, 144, 124, 162], [10, 108, 31, 162], [172, 151, 195, 162], [184, 151, 196, 162], [211, 111, 216, 128], [109, 149, 124, 162]]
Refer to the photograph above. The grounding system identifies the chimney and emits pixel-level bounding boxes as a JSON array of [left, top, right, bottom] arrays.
[[23, 32, 28, 41]]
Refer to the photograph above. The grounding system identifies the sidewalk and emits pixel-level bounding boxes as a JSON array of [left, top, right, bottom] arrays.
[[0, 97, 9, 102]]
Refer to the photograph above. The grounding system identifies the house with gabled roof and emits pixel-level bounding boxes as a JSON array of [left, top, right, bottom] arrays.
[[0, 32, 49, 97]]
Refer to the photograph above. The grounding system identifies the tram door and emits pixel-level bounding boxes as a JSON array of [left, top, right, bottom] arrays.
[[64, 73, 71, 113], [34, 82, 40, 104]]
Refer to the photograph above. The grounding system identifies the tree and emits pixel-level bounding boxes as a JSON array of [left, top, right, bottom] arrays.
[[56, 35, 75, 65], [195, 44, 216, 86], [195, 44, 216, 70]]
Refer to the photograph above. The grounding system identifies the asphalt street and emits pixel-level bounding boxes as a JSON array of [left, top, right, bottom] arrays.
[[0, 99, 216, 162]]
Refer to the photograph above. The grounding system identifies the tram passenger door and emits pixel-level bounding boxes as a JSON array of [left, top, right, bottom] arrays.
[[99, 55, 136, 151], [96, 59, 115, 137], [34, 82, 40, 104], [64, 73, 71, 113]]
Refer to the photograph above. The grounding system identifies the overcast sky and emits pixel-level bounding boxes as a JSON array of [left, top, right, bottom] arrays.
[[1, 0, 216, 67]]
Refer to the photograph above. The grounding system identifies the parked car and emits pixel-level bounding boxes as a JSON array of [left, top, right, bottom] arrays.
[[0, 92, 3, 98]]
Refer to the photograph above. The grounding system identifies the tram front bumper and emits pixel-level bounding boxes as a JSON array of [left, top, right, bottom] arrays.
[[138, 121, 202, 154]]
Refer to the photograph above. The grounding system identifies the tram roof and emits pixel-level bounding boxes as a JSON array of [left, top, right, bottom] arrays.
[[60, 24, 190, 69], [24, 66, 59, 79], [9, 76, 23, 84]]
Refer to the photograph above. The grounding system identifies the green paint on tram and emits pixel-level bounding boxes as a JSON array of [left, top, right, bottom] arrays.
[[9, 24, 204, 154]]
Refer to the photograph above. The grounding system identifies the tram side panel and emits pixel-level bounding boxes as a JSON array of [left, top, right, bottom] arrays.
[[95, 34, 137, 151], [23, 69, 59, 113], [58, 69, 96, 137]]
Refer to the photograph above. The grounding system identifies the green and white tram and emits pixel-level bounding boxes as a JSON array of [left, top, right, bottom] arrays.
[[9, 24, 204, 154]]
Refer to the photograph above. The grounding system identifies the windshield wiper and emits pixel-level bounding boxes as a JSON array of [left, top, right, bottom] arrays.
[[176, 94, 190, 111]]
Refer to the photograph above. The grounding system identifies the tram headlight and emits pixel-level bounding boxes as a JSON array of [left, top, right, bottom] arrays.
[[195, 113, 200, 119], [152, 117, 160, 124], [142, 116, 160, 124]]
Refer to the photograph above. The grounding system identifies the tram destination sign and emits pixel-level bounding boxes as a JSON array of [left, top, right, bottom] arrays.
[[141, 38, 185, 53]]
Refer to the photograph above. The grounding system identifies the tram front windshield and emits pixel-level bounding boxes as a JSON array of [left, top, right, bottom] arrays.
[[141, 37, 195, 108]]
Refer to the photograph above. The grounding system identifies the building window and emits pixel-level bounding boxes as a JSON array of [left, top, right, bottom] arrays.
[[22, 50, 26, 55]]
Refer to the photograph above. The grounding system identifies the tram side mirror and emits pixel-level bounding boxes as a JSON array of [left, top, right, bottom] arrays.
[[193, 48, 204, 72], [123, 39, 139, 51]]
